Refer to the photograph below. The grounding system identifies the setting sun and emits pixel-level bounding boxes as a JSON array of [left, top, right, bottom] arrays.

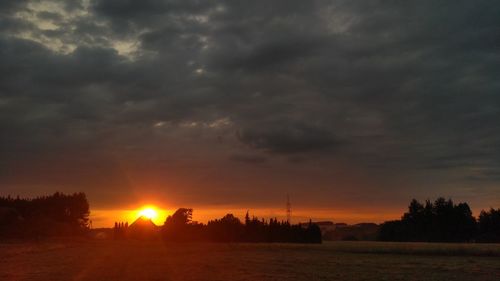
[[138, 207, 158, 220]]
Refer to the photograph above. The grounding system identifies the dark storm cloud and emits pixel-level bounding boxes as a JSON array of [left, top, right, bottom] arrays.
[[36, 11, 64, 22], [1, 0, 500, 208], [212, 37, 327, 73], [0, 37, 128, 101], [237, 123, 341, 155], [92, 0, 210, 19], [0, 0, 28, 12], [229, 154, 268, 165]]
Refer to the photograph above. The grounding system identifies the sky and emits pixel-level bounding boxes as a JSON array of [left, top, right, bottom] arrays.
[[1, 1, 500, 227]]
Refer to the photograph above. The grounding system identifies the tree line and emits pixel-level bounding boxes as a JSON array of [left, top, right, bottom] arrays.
[[0, 192, 90, 238], [3, 192, 499, 243], [0, 192, 321, 243], [161, 208, 322, 243], [379, 197, 500, 243]]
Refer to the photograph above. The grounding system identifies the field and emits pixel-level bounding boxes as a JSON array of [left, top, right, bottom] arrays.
[[1, 240, 499, 281]]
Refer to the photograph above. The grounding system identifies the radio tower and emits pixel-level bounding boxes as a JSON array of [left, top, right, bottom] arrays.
[[286, 194, 292, 223]]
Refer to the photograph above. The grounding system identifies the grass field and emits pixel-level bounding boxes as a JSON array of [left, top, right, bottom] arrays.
[[1, 240, 499, 281]]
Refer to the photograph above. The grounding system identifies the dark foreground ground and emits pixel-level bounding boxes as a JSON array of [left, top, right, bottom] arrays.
[[1, 240, 499, 281]]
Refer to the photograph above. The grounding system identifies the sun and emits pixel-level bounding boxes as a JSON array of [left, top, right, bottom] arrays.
[[138, 207, 158, 220]]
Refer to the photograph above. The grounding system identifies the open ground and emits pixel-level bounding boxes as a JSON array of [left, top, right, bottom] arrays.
[[1, 240, 499, 281]]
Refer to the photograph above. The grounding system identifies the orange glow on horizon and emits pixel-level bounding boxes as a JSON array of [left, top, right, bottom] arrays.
[[90, 207, 402, 228], [89, 206, 171, 227]]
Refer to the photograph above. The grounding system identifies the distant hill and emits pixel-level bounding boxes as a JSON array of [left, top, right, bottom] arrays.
[[323, 223, 380, 241]]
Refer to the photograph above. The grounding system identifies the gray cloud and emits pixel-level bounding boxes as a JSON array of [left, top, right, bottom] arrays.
[[237, 123, 342, 154], [229, 154, 268, 165], [1, 0, 500, 210]]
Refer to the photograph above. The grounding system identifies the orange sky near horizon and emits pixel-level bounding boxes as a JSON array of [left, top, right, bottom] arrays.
[[90, 207, 402, 228]]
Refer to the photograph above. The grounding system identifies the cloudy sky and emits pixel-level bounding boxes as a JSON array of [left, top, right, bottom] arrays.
[[1, 0, 499, 225]]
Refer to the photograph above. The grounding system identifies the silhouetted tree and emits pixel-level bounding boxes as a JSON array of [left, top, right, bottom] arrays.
[[379, 197, 476, 242], [161, 209, 322, 243], [245, 211, 250, 225], [0, 192, 90, 238], [162, 208, 195, 241], [477, 208, 500, 243], [207, 214, 244, 242]]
